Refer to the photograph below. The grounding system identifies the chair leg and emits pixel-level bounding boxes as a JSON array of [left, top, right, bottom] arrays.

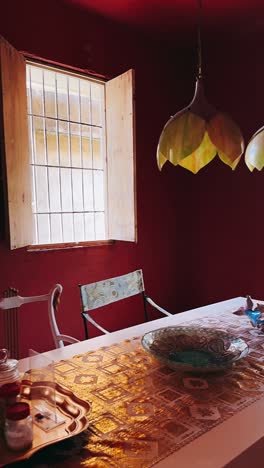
[[142, 292, 149, 322], [82, 313, 89, 339], [3, 287, 20, 359]]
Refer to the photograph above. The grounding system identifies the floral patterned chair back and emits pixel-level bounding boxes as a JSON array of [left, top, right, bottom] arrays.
[[79, 269, 171, 339]]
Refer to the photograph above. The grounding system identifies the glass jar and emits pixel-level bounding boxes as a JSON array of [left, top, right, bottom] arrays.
[[0, 348, 20, 386], [0, 349, 21, 432], [5, 403, 33, 451]]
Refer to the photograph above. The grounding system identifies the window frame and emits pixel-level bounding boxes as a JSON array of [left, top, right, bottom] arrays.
[[0, 36, 137, 251]]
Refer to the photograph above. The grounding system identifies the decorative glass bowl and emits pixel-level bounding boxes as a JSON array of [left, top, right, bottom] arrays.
[[142, 326, 249, 373]]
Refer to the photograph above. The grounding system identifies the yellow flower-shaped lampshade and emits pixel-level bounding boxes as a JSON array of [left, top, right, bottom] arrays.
[[157, 78, 245, 174], [245, 126, 264, 171]]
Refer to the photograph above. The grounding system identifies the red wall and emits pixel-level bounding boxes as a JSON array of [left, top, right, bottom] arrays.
[[0, 0, 263, 357]]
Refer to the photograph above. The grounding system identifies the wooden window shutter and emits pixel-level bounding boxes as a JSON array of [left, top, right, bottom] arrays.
[[105, 69, 137, 242], [0, 36, 33, 249]]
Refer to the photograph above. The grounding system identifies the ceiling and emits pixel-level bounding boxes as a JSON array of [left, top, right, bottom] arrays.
[[64, 0, 264, 41]]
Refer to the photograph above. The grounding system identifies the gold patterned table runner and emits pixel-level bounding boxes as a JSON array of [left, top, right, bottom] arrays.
[[12, 312, 264, 467]]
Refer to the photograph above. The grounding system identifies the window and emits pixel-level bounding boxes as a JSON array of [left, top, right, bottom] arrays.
[[0, 35, 136, 250], [27, 64, 106, 244]]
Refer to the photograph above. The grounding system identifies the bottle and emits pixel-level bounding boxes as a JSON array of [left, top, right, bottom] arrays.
[[5, 402, 33, 451]]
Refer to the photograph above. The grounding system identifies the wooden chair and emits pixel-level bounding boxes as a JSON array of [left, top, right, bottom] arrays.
[[79, 269, 172, 339], [0, 284, 79, 357]]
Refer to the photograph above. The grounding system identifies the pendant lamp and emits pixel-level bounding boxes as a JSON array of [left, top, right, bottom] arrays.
[[245, 126, 264, 171], [157, 0, 245, 174]]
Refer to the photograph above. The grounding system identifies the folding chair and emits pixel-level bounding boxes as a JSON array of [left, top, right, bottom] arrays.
[[79, 269, 171, 339]]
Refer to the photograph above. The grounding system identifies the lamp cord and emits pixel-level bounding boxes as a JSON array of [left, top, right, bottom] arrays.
[[197, 0, 202, 78]]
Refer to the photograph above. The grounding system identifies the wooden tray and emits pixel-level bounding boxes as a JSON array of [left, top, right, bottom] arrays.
[[0, 379, 91, 467]]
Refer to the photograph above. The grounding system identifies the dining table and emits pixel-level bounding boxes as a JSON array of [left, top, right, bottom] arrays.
[[12, 296, 264, 467]]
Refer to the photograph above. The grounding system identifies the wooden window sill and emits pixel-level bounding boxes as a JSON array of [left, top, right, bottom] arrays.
[[27, 240, 115, 252]]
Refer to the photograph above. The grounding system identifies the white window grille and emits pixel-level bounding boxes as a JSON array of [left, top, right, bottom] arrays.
[[26, 63, 106, 245]]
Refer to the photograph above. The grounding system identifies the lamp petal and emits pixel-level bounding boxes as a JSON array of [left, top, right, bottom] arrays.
[[157, 151, 168, 171], [178, 131, 217, 173], [218, 151, 242, 170], [207, 113, 244, 166], [246, 161, 255, 172], [157, 111, 206, 169], [245, 126, 264, 171]]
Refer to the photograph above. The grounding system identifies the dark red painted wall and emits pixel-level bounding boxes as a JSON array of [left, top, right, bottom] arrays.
[[188, 37, 264, 307], [0, 0, 263, 357]]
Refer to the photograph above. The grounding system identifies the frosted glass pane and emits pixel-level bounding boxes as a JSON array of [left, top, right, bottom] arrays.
[[69, 77, 80, 122], [48, 167, 61, 212], [35, 166, 49, 212], [95, 212, 106, 240], [91, 82, 103, 126], [50, 214, 63, 243], [70, 123, 81, 167], [94, 170, 104, 211], [28, 116, 34, 164], [91, 82, 102, 100], [59, 121, 70, 167], [62, 213, 74, 242], [37, 214, 50, 243], [83, 170, 94, 211], [57, 73, 68, 120], [84, 213, 95, 240], [33, 117, 46, 165], [92, 128, 103, 169], [91, 99, 101, 126], [44, 70, 56, 118], [73, 213, 85, 241], [33, 214, 38, 244], [61, 168, 72, 211], [31, 166, 36, 214], [72, 169, 83, 211], [46, 119, 58, 166], [82, 125, 92, 168], [80, 80, 91, 124], [31, 66, 44, 116]]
